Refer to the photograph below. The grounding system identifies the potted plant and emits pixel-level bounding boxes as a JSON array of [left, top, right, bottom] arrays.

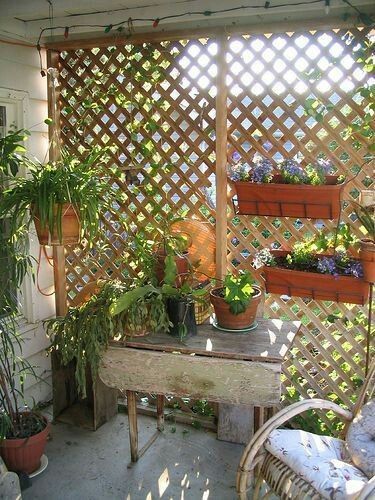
[[0, 145, 110, 246], [229, 155, 344, 219], [0, 300, 49, 475], [354, 202, 375, 283], [210, 270, 262, 330], [46, 279, 171, 397], [152, 214, 192, 286], [255, 228, 368, 305]]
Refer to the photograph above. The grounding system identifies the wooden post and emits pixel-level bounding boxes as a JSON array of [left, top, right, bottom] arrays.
[[47, 49, 67, 317], [126, 390, 138, 462], [156, 394, 165, 431], [215, 35, 228, 280]]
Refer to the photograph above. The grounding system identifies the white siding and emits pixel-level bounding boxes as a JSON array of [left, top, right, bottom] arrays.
[[0, 44, 54, 406]]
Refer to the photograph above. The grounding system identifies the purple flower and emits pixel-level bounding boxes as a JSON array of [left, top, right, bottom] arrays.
[[317, 256, 338, 276], [251, 159, 274, 183], [344, 261, 364, 278], [280, 159, 308, 184]]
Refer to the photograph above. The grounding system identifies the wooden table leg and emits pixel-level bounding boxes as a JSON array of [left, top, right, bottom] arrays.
[[156, 394, 165, 431], [126, 390, 138, 462]]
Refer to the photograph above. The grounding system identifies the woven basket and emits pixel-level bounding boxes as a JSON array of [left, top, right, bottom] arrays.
[[194, 285, 212, 325]]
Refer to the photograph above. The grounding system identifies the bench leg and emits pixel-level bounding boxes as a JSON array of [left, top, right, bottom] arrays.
[[126, 390, 138, 462]]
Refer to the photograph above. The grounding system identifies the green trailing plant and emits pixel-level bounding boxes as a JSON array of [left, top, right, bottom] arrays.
[[45, 280, 129, 398], [109, 283, 171, 334], [0, 145, 112, 245]]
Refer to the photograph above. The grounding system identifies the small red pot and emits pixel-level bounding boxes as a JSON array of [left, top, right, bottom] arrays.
[[0, 416, 50, 474], [359, 239, 375, 283], [210, 285, 262, 330]]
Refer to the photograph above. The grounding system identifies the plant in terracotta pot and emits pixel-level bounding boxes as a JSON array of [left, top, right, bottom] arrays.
[[354, 202, 375, 283], [229, 154, 345, 219], [255, 227, 368, 304], [210, 270, 262, 330], [0, 310, 49, 475], [152, 214, 192, 287], [0, 145, 111, 246]]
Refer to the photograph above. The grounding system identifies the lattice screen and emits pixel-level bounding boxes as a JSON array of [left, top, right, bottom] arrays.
[[55, 26, 372, 433]]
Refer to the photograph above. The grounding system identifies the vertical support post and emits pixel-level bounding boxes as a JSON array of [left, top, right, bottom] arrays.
[[47, 49, 67, 317], [156, 394, 165, 431], [215, 35, 228, 280], [126, 390, 138, 462]]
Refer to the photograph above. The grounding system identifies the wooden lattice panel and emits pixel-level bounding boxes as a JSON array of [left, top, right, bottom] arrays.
[[226, 27, 373, 432], [55, 27, 373, 434], [58, 39, 217, 301]]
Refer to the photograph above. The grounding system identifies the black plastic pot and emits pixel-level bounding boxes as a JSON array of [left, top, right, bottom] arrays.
[[167, 298, 197, 338]]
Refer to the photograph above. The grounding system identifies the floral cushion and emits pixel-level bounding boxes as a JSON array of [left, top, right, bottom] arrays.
[[346, 399, 375, 478], [265, 429, 368, 499]]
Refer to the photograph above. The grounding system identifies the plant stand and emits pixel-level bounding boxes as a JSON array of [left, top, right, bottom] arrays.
[[51, 352, 118, 431]]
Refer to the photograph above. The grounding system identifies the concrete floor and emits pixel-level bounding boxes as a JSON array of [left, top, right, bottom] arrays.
[[23, 409, 244, 500]]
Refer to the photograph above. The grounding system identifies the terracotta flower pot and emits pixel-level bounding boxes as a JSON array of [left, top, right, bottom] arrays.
[[155, 251, 189, 286], [263, 250, 369, 305], [359, 239, 375, 283], [233, 176, 342, 219], [210, 285, 262, 330], [33, 203, 81, 245], [0, 415, 50, 474]]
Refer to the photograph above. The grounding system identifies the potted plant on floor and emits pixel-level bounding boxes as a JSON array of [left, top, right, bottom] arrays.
[[0, 318, 49, 475], [255, 227, 368, 304], [229, 155, 345, 219], [210, 270, 262, 330], [0, 145, 111, 246]]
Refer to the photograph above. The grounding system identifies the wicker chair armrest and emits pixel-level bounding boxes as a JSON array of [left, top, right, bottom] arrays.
[[237, 399, 353, 498], [357, 475, 375, 500]]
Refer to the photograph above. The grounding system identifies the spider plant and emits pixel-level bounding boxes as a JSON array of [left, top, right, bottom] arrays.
[[0, 145, 111, 245]]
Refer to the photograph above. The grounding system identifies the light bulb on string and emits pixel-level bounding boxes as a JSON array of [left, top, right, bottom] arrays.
[[325, 0, 330, 15]]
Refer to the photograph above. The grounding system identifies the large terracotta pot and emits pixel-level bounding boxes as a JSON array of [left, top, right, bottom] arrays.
[[155, 251, 189, 286], [233, 176, 342, 219], [0, 415, 49, 474], [359, 239, 375, 283], [263, 250, 369, 305], [210, 285, 262, 330], [33, 203, 81, 245]]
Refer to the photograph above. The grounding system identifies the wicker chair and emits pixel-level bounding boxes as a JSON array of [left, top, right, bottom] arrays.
[[237, 360, 375, 499]]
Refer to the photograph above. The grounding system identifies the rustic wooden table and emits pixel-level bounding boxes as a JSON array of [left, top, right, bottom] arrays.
[[99, 319, 300, 462]]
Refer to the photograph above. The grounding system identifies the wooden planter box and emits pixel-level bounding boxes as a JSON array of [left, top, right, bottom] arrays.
[[263, 251, 369, 305], [233, 176, 342, 219]]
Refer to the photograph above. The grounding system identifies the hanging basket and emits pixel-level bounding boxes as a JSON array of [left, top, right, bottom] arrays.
[[232, 176, 343, 219], [33, 203, 81, 246], [263, 250, 369, 305]]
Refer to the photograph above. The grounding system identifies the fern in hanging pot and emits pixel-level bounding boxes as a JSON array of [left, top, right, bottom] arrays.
[[0, 145, 111, 246]]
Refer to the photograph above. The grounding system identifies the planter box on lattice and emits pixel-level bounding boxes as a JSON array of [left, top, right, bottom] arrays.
[[263, 250, 369, 305], [232, 176, 343, 219]]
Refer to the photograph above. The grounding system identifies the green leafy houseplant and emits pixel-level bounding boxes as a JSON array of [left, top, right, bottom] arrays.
[[46, 280, 171, 397], [0, 145, 111, 246], [210, 270, 262, 330], [353, 201, 375, 283], [0, 128, 29, 177]]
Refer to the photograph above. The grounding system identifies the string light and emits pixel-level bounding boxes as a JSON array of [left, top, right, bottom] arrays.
[[325, 0, 330, 15]]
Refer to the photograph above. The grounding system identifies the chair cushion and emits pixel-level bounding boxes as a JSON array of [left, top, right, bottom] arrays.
[[265, 429, 368, 500], [346, 399, 375, 478]]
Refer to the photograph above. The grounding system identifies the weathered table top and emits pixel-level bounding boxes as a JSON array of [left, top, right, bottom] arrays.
[[110, 318, 300, 363], [100, 319, 300, 405]]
